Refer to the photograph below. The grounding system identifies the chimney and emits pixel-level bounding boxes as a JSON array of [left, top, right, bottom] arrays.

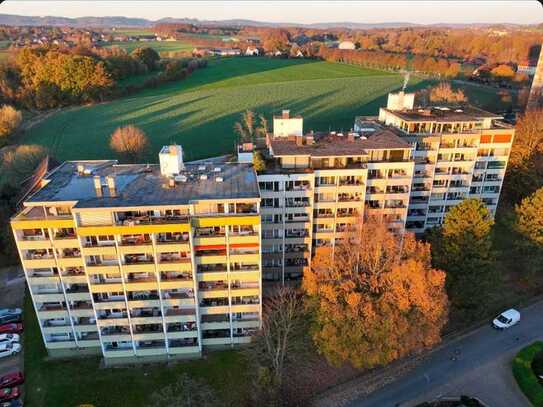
[[347, 133, 355, 142], [295, 136, 304, 146], [306, 134, 314, 145], [168, 178, 175, 188], [106, 175, 116, 197], [77, 164, 85, 175], [93, 176, 102, 197], [282, 109, 290, 119]]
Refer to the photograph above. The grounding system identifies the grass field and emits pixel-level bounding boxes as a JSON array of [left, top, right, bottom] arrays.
[[106, 40, 193, 55], [23, 57, 422, 162], [23, 292, 249, 407], [110, 28, 155, 36]]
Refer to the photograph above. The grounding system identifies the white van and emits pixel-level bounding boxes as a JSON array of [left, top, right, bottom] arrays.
[[0, 342, 21, 358], [492, 309, 520, 329]]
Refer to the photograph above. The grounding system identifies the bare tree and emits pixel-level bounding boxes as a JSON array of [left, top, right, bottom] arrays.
[[429, 82, 466, 104], [109, 125, 149, 163], [233, 111, 268, 144]]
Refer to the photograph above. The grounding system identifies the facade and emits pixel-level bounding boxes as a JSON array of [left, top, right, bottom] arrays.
[[338, 41, 356, 50], [12, 146, 262, 361], [257, 92, 514, 282], [528, 46, 543, 109]]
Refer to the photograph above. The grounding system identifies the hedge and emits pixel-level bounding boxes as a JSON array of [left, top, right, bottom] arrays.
[[512, 341, 543, 407]]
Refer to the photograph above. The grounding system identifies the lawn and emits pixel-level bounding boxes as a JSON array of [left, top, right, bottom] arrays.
[[512, 341, 543, 407], [23, 292, 250, 407], [105, 40, 193, 56], [23, 57, 423, 162]]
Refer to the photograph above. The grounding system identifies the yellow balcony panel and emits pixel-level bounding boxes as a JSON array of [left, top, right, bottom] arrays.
[[231, 304, 259, 313], [202, 337, 232, 346], [17, 239, 52, 250], [73, 324, 98, 333], [315, 184, 337, 193], [136, 347, 167, 357], [232, 336, 252, 345], [124, 281, 158, 292], [61, 275, 88, 284], [230, 288, 259, 297], [164, 315, 196, 323], [232, 320, 260, 329], [52, 238, 80, 249], [338, 184, 366, 192], [97, 318, 130, 327], [94, 301, 127, 310], [23, 258, 56, 269], [161, 298, 196, 307], [46, 341, 76, 349], [33, 293, 65, 302], [86, 264, 119, 274], [12, 218, 74, 230], [167, 331, 198, 340], [38, 309, 69, 319], [102, 334, 132, 342], [130, 316, 163, 325], [193, 215, 260, 228], [78, 340, 101, 348], [28, 275, 59, 285], [127, 299, 161, 308], [118, 244, 153, 255], [314, 231, 334, 240], [132, 332, 165, 341], [77, 223, 190, 237], [193, 236, 226, 246], [157, 261, 192, 272], [104, 349, 135, 358], [122, 263, 155, 273], [70, 308, 95, 317], [81, 246, 117, 256], [199, 305, 229, 315], [43, 325, 72, 335], [229, 253, 260, 263], [197, 272, 228, 282], [90, 283, 125, 294], [57, 257, 84, 268], [155, 242, 190, 253], [314, 201, 336, 210], [199, 289, 229, 299], [314, 216, 335, 225], [168, 346, 200, 355], [66, 292, 91, 301], [196, 255, 227, 265], [160, 280, 194, 290], [229, 271, 260, 281], [228, 234, 259, 244], [201, 321, 230, 330]]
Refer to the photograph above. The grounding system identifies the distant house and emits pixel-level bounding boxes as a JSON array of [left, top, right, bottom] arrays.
[[213, 47, 241, 56], [338, 41, 356, 50], [517, 62, 537, 76], [245, 46, 260, 56], [292, 49, 304, 58]]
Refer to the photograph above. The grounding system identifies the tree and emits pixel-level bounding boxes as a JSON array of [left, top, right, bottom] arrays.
[[252, 151, 266, 172], [233, 111, 268, 144], [245, 287, 308, 405], [429, 199, 496, 318], [516, 187, 543, 248], [131, 47, 160, 71], [491, 64, 515, 79], [0, 144, 48, 186], [429, 82, 466, 103], [149, 374, 220, 407], [0, 105, 22, 145], [109, 125, 149, 163], [304, 220, 448, 369]]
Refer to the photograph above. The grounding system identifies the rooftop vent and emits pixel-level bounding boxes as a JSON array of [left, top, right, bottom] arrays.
[[174, 175, 187, 183], [168, 178, 175, 188], [213, 167, 222, 172], [200, 174, 208, 180], [215, 177, 223, 183], [198, 165, 206, 171], [455, 109, 463, 113], [282, 109, 290, 119]]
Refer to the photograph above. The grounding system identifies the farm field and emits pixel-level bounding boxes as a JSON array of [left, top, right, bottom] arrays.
[[109, 28, 155, 36], [105, 39, 193, 55]]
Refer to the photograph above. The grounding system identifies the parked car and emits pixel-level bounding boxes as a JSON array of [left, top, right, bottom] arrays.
[[0, 372, 24, 389], [0, 400, 23, 407], [0, 387, 19, 402], [0, 316, 21, 326], [0, 343, 21, 358], [0, 310, 21, 318], [0, 335, 19, 344], [492, 308, 520, 329], [0, 325, 22, 335]]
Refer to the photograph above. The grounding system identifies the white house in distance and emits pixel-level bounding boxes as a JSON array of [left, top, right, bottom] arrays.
[[339, 41, 356, 50], [245, 46, 260, 56]]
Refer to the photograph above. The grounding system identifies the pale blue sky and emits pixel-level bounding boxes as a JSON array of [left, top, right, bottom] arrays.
[[0, 1, 541, 25]]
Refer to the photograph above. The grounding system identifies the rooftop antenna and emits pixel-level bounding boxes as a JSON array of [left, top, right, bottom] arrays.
[[402, 71, 410, 92]]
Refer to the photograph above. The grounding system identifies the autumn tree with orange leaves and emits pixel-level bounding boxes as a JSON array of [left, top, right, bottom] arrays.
[[303, 220, 448, 369], [110, 125, 149, 163]]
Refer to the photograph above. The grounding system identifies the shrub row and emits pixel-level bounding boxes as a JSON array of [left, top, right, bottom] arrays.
[[512, 341, 543, 407]]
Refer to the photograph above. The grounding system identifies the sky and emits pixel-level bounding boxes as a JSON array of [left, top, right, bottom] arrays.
[[0, 0, 541, 25]]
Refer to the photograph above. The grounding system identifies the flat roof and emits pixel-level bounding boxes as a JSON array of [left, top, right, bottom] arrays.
[[26, 161, 260, 208], [269, 130, 411, 157], [382, 106, 502, 122]]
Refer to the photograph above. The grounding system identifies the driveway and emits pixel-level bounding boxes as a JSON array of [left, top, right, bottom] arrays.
[[347, 301, 543, 407]]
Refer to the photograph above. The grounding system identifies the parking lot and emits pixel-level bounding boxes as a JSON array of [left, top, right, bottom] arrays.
[[0, 266, 25, 398]]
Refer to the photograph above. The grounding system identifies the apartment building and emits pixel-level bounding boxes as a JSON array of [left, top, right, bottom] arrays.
[[11, 145, 262, 361], [257, 95, 513, 282]]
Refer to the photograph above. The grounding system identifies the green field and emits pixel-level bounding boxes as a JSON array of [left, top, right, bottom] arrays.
[[23, 57, 420, 162], [110, 28, 155, 36], [106, 40, 193, 55]]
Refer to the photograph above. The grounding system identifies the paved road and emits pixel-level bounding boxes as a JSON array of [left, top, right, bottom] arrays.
[[350, 301, 543, 407]]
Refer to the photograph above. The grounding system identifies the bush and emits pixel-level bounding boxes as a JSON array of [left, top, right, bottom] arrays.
[[532, 350, 543, 379], [512, 341, 543, 406]]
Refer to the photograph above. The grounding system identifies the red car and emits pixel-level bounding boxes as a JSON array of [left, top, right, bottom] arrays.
[[0, 324, 22, 335], [0, 372, 23, 389], [0, 387, 19, 402]]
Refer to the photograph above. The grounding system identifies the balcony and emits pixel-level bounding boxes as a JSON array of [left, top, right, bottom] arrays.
[[116, 214, 189, 227]]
